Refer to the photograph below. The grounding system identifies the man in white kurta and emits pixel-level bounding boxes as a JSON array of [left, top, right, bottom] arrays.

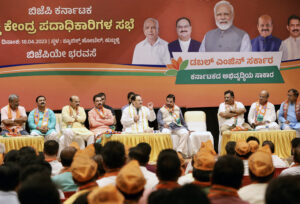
[[132, 18, 170, 65], [60, 96, 94, 149], [121, 94, 156, 133], [248, 90, 279, 131], [280, 15, 300, 61], [157, 94, 189, 156], [218, 90, 251, 133]]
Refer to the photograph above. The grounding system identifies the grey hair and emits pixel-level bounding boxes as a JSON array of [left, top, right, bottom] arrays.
[[214, 0, 234, 16], [8, 94, 19, 102], [143, 18, 159, 31]]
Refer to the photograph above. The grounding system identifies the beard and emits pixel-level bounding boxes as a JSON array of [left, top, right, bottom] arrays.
[[216, 19, 233, 30]]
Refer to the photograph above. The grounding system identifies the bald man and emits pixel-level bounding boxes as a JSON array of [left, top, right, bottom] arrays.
[[251, 15, 282, 52], [132, 18, 170, 65], [248, 90, 279, 130], [60, 96, 94, 149]]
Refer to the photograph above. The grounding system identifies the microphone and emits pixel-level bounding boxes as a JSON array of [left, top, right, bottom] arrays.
[[136, 108, 140, 115]]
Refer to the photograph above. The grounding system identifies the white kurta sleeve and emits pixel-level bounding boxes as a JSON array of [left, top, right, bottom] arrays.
[[240, 33, 252, 52], [121, 107, 135, 128], [248, 103, 256, 125], [147, 108, 156, 122]]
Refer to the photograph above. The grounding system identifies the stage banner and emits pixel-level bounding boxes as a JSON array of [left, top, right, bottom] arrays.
[[171, 52, 284, 84]]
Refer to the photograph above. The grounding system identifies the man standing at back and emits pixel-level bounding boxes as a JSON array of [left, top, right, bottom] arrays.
[[200, 0, 251, 52]]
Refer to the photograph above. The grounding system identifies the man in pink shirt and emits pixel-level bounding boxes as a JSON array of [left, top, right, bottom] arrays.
[[88, 94, 114, 140], [1, 94, 28, 136]]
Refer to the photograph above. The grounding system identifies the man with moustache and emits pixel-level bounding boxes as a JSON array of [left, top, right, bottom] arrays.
[[248, 90, 280, 130], [199, 0, 251, 52], [251, 15, 282, 52], [1, 94, 28, 136], [157, 94, 190, 157], [121, 94, 156, 133], [168, 17, 201, 59], [278, 89, 300, 134], [218, 90, 251, 134], [132, 18, 170, 65], [28, 95, 58, 140], [88, 94, 114, 137], [60, 95, 94, 149], [280, 15, 300, 61]]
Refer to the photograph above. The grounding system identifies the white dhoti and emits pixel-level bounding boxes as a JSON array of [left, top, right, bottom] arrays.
[[30, 130, 59, 141], [255, 122, 280, 131], [60, 128, 94, 149], [162, 128, 189, 156]]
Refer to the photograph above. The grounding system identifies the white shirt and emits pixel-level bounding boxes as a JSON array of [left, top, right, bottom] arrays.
[[280, 36, 300, 61], [272, 155, 288, 168], [49, 160, 63, 176], [132, 37, 171, 65], [0, 191, 20, 204], [238, 183, 268, 204], [96, 176, 117, 187], [248, 102, 277, 125], [140, 166, 159, 189], [178, 173, 194, 185], [280, 165, 300, 176], [218, 101, 245, 127], [199, 33, 252, 52], [121, 104, 156, 133], [179, 39, 191, 53], [243, 160, 249, 176]]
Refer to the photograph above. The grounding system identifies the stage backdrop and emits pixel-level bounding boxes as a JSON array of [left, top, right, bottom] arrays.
[[0, 0, 299, 110]]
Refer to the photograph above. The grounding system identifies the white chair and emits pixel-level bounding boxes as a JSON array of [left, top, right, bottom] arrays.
[[184, 111, 214, 155]]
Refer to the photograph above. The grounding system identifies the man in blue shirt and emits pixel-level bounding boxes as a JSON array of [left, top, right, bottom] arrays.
[[28, 95, 58, 141], [251, 15, 281, 52], [278, 89, 300, 135]]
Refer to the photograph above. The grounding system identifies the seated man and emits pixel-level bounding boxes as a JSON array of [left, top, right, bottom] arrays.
[[235, 140, 251, 176], [28, 95, 58, 140], [155, 149, 181, 190], [88, 94, 114, 141], [168, 17, 201, 59], [208, 155, 247, 204], [96, 141, 126, 187], [262, 140, 288, 168], [60, 96, 94, 149], [97, 92, 116, 125], [280, 146, 300, 176], [157, 94, 189, 157], [218, 90, 251, 134], [132, 18, 170, 65], [121, 91, 135, 112], [121, 94, 156, 133], [116, 160, 146, 203], [266, 175, 300, 204], [52, 146, 78, 192], [248, 90, 279, 130], [178, 145, 216, 194], [238, 146, 275, 204], [1, 94, 28, 136], [251, 15, 281, 52], [278, 89, 300, 135], [43, 140, 63, 176], [128, 146, 159, 189]]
